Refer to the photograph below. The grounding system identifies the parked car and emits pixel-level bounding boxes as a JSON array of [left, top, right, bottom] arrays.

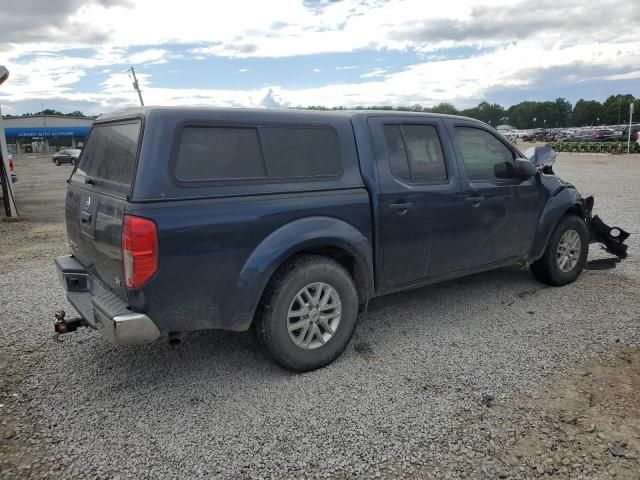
[[8, 153, 16, 182], [591, 128, 617, 142], [52, 148, 81, 166], [619, 125, 640, 144], [54, 107, 629, 371]]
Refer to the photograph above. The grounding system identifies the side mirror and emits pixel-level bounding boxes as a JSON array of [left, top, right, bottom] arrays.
[[513, 158, 537, 178], [494, 158, 536, 179]]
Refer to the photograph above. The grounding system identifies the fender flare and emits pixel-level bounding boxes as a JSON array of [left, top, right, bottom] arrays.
[[528, 187, 585, 262], [225, 216, 373, 331]]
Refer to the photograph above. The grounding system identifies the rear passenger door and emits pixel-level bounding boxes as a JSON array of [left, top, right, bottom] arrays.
[[369, 117, 470, 288]]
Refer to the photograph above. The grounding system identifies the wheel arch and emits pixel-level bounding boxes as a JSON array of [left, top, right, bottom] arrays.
[[227, 216, 374, 331], [528, 188, 587, 263]]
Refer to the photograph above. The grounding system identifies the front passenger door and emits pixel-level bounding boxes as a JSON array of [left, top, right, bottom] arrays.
[[449, 124, 545, 267]]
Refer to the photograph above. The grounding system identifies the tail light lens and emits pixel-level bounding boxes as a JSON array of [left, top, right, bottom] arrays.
[[122, 215, 158, 288], [9, 158, 14, 172]]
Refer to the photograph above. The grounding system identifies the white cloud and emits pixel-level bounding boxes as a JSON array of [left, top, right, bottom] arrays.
[[0, 0, 638, 114], [360, 68, 387, 79], [127, 48, 169, 65], [312, 68, 321, 73]]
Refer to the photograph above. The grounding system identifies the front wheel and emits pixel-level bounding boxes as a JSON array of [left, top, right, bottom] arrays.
[[54, 159, 60, 166], [531, 214, 589, 286], [253, 255, 359, 372]]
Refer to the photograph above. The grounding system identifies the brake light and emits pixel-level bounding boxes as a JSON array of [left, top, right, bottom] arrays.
[[122, 215, 158, 288], [9, 158, 14, 172]]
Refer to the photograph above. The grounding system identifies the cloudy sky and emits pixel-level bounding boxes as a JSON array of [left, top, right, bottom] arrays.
[[0, 0, 638, 115]]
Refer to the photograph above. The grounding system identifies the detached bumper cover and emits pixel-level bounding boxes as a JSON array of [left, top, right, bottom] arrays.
[[55, 255, 160, 345], [584, 196, 630, 259]]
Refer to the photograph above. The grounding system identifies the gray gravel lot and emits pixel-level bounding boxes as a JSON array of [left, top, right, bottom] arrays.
[[1, 153, 639, 479]]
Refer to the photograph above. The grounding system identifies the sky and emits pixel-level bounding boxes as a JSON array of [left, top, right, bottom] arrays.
[[0, 0, 638, 116]]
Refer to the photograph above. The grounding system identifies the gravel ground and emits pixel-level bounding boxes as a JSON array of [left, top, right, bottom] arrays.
[[1, 152, 639, 479]]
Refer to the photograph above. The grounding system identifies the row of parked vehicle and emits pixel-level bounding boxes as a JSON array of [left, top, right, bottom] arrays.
[[521, 126, 640, 143]]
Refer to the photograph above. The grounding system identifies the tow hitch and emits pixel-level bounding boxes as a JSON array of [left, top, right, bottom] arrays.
[[585, 196, 630, 260], [54, 310, 88, 341]]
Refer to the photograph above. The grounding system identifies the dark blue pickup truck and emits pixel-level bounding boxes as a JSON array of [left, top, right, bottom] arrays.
[[54, 107, 628, 371]]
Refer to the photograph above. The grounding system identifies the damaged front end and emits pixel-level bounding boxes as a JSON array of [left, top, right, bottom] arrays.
[[526, 145, 631, 265], [584, 196, 630, 260]]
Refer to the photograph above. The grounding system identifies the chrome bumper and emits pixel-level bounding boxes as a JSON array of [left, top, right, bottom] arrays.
[[55, 255, 160, 345]]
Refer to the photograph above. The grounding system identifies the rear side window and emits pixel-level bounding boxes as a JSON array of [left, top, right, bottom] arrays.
[[175, 125, 341, 182], [175, 127, 265, 181], [73, 121, 141, 190], [383, 124, 447, 184]]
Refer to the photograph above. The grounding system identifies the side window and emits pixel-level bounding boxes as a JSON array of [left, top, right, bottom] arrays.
[[175, 127, 265, 181], [383, 124, 447, 184], [455, 127, 514, 182], [383, 125, 410, 182], [259, 127, 341, 178], [175, 126, 341, 182]]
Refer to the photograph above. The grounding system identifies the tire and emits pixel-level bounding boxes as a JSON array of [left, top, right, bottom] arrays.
[[531, 214, 589, 286], [54, 159, 60, 166], [253, 254, 359, 372]]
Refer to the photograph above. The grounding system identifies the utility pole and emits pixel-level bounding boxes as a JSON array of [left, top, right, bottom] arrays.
[[618, 96, 622, 125], [128, 66, 145, 106]]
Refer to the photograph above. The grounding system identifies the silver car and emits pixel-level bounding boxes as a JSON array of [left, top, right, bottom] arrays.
[[52, 148, 82, 166]]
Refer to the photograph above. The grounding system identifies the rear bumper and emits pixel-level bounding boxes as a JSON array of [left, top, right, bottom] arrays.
[[55, 255, 160, 345]]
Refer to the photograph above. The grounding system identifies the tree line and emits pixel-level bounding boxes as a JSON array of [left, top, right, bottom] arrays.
[[306, 94, 639, 129], [3, 109, 97, 119], [5, 94, 638, 129]]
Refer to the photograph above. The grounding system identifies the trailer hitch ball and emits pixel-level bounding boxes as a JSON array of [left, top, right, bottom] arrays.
[[53, 310, 87, 337]]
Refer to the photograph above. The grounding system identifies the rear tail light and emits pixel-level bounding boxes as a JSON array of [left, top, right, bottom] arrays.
[[9, 158, 14, 172], [122, 215, 158, 288]]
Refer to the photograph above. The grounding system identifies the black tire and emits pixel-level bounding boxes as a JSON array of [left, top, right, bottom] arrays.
[[54, 159, 60, 166], [531, 214, 589, 286], [253, 254, 359, 372]]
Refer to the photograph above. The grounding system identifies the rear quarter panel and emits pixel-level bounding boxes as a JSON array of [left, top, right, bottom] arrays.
[[126, 191, 371, 333]]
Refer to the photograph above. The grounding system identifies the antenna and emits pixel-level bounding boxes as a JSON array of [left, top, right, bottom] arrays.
[[126, 65, 145, 106]]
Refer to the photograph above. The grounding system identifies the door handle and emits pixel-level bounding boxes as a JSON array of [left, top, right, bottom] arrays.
[[389, 202, 414, 214], [80, 211, 92, 224], [464, 196, 484, 207]]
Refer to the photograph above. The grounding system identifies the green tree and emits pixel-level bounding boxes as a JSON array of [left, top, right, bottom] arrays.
[[572, 100, 603, 126], [600, 94, 638, 125], [460, 102, 505, 126], [429, 102, 459, 115]]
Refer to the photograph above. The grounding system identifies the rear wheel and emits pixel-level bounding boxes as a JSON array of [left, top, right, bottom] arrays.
[[531, 214, 589, 286], [253, 255, 359, 372]]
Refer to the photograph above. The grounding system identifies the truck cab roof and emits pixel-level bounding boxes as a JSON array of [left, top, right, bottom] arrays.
[[96, 105, 484, 126]]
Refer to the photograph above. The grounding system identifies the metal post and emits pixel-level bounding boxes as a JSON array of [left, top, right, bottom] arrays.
[[628, 103, 634, 154], [0, 105, 19, 218]]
